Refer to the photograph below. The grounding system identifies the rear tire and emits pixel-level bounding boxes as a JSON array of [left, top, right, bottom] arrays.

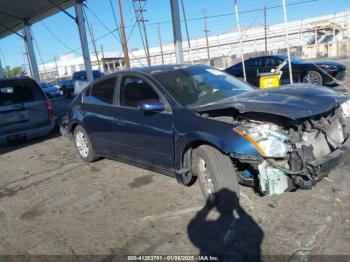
[[74, 126, 99, 163], [302, 70, 323, 86], [192, 145, 240, 213]]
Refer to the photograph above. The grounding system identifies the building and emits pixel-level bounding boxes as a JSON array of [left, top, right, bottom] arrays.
[[38, 52, 125, 81], [38, 10, 350, 80]]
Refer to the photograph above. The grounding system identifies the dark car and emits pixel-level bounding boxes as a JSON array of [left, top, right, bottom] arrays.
[[72, 70, 104, 82], [62, 64, 350, 211], [224, 55, 346, 87], [59, 70, 104, 98], [0, 77, 55, 145]]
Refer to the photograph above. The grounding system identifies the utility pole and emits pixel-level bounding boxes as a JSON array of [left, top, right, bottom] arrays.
[[100, 45, 105, 72], [170, 0, 184, 64], [233, 0, 246, 82], [282, 0, 293, 84], [132, 0, 151, 66], [54, 56, 59, 80], [181, 0, 193, 63], [203, 9, 210, 61], [116, 0, 130, 68], [88, 23, 102, 71], [157, 24, 165, 64], [264, 6, 268, 54]]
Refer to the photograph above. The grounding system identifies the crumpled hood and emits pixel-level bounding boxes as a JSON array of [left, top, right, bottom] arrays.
[[194, 84, 348, 120]]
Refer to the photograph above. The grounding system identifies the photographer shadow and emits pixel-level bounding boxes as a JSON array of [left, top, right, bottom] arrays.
[[187, 189, 264, 261]]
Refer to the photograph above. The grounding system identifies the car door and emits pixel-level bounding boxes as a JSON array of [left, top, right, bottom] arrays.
[[80, 77, 118, 156], [113, 73, 174, 170]]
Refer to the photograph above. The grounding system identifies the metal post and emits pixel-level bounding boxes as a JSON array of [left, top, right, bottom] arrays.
[[75, 0, 93, 82], [281, 0, 293, 84], [23, 23, 40, 83], [264, 6, 268, 54], [170, 0, 184, 64], [233, 0, 246, 82], [315, 28, 318, 57]]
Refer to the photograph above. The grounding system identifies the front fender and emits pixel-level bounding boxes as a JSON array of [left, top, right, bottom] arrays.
[[173, 109, 262, 171]]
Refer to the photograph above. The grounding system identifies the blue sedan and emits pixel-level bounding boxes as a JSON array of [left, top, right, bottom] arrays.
[[63, 64, 350, 211]]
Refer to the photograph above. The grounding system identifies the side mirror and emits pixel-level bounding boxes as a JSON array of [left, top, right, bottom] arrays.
[[138, 100, 165, 112]]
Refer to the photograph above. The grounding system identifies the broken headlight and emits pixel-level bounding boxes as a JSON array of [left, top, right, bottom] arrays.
[[341, 100, 350, 118], [234, 125, 292, 158]]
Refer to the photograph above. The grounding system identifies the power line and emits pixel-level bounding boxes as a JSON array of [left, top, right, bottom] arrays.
[[146, 0, 318, 26], [40, 21, 82, 56]]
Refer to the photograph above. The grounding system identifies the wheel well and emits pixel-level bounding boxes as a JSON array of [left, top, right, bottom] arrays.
[[70, 123, 80, 135], [181, 140, 227, 173]]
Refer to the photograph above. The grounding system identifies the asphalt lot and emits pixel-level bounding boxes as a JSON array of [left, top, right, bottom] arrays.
[[1, 67, 350, 260]]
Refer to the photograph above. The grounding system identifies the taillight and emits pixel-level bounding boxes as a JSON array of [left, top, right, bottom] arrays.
[[45, 99, 53, 118]]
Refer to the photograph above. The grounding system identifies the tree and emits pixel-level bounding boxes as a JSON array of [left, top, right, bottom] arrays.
[[3, 66, 26, 78]]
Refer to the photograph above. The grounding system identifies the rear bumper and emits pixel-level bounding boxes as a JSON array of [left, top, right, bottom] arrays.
[[0, 118, 55, 145], [308, 135, 350, 178]]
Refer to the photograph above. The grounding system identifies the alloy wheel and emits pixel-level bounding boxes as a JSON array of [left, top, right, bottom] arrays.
[[303, 71, 322, 85], [75, 131, 89, 158], [197, 157, 215, 202]]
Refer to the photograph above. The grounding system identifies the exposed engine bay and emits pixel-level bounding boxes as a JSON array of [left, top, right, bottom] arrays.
[[200, 106, 349, 196]]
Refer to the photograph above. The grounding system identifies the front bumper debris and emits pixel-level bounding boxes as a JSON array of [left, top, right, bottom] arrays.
[[308, 135, 350, 178]]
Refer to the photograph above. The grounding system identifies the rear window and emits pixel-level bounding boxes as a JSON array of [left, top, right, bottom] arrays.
[[0, 80, 45, 106]]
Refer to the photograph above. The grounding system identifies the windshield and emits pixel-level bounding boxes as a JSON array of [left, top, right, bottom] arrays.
[[153, 66, 253, 107]]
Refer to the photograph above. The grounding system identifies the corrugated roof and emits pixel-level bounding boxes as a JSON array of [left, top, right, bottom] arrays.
[[0, 0, 75, 39]]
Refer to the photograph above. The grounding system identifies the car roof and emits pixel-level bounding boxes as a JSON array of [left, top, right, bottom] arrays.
[[120, 64, 209, 76], [247, 55, 287, 60]]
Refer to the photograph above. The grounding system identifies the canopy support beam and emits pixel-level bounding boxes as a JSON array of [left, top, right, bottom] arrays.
[[23, 22, 40, 83], [74, 0, 93, 82]]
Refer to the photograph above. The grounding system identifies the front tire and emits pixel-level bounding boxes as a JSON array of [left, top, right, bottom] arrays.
[[302, 70, 323, 85], [74, 126, 99, 163], [192, 145, 240, 213]]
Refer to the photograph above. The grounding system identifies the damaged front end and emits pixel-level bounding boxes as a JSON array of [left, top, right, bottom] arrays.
[[233, 108, 350, 195]]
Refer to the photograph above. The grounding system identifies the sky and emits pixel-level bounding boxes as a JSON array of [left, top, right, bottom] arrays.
[[0, 0, 349, 70]]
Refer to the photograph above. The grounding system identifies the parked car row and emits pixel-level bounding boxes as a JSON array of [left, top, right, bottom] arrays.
[[1, 61, 350, 212]]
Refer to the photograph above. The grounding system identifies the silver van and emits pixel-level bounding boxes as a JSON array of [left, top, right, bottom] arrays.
[[0, 77, 55, 145]]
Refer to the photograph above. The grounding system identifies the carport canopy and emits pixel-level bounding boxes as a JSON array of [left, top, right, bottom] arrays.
[[0, 0, 76, 39], [0, 0, 94, 82]]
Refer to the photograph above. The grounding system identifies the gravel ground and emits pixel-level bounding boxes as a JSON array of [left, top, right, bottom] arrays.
[[0, 70, 350, 261]]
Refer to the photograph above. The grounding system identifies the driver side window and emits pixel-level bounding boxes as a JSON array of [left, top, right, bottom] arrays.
[[120, 76, 160, 108]]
